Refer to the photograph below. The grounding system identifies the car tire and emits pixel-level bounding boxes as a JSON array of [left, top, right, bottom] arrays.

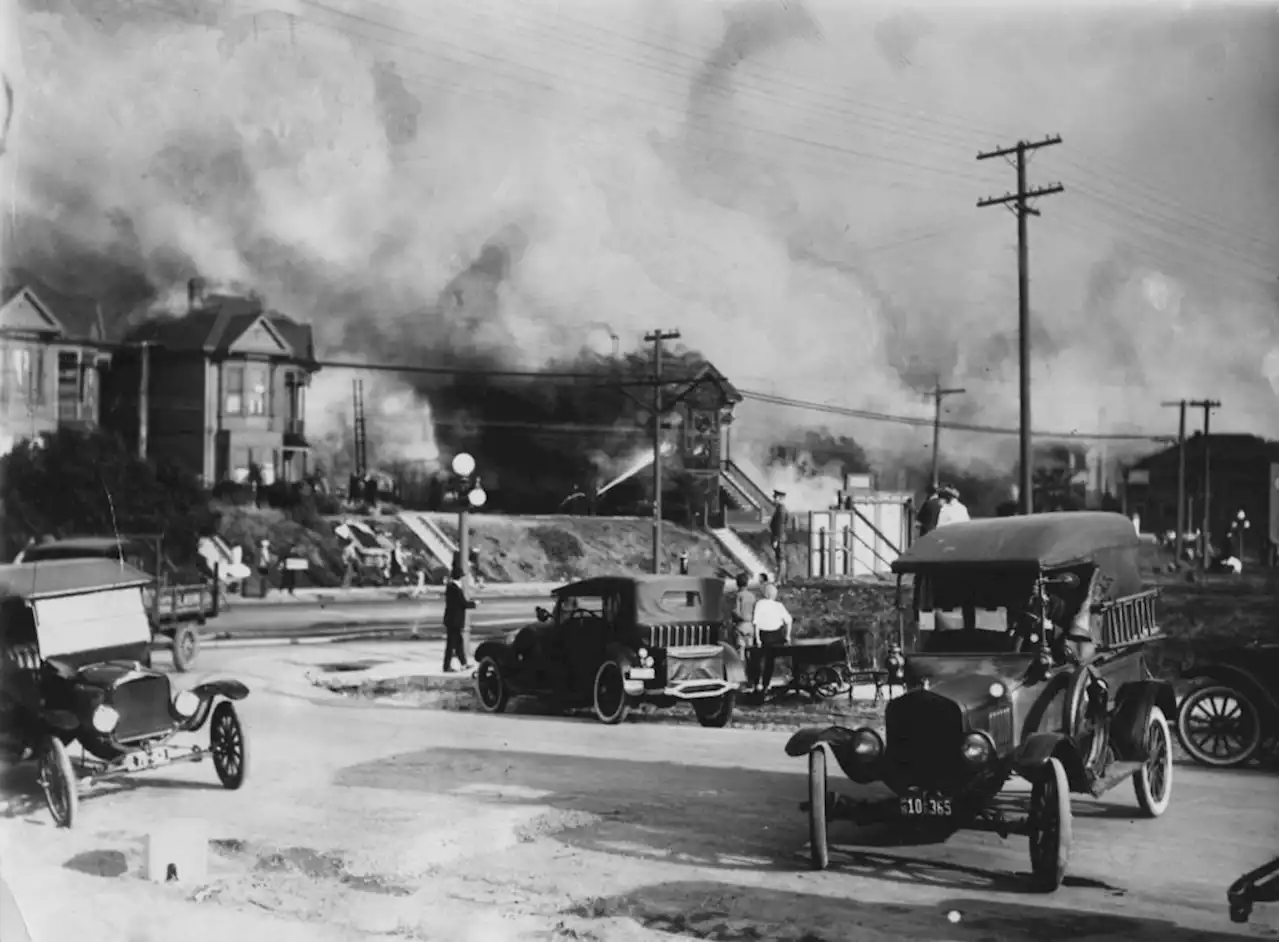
[[1176, 684, 1262, 769], [1133, 705, 1173, 817], [811, 666, 844, 700], [1027, 756, 1072, 892], [37, 736, 77, 829], [172, 625, 200, 673], [808, 747, 830, 871], [474, 656, 510, 714], [693, 691, 736, 729], [593, 660, 631, 725], [210, 701, 248, 790]]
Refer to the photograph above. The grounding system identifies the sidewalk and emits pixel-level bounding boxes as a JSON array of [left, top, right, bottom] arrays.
[[224, 582, 563, 608]]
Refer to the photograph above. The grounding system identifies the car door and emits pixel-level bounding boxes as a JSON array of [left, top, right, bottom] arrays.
[[558, 595, 610, 694]]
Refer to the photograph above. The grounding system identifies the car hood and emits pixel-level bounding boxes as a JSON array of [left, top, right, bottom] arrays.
[[905, 654, 1036, 707], [71, 660, 161, 690]]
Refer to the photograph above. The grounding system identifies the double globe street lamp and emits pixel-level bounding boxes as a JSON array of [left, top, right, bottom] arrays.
[[451, 452, 487, 578]]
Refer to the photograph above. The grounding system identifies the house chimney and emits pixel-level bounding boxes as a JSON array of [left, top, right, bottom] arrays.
[[187, 277, 207, 314]]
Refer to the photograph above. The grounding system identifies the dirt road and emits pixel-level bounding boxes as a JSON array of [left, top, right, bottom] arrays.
[[1, 644, 1275, 942]]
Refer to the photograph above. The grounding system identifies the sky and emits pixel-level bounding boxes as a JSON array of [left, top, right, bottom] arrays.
[[1, 0, 1277, 474]]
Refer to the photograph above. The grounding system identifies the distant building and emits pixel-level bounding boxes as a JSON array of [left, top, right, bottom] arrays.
[[103, 278, 318, 486], [0, 281, 112, 448], [1124, 433, 1278, 560]]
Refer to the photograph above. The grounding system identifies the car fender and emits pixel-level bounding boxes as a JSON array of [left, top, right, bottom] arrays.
[[785, 725, 881, 784], [1112, 680, 1176, 761], [40, 709, 78, 732], [192, 680, 249, 703], [785, 725, 856, 757], [1182, 663, 1276, 715], [474, 640, 516, 671], [1014, 732, 1085, 786]]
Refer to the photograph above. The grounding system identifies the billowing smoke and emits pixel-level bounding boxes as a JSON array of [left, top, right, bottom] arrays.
[[2, 0, 1276, 494]]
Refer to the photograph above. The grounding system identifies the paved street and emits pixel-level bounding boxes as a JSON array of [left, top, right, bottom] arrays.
[[1, 641, 1275, 942]]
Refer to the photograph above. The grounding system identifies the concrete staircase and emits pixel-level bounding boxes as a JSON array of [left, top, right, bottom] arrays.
[[709, 527, 774, 581], [397, 512, 458, 571]]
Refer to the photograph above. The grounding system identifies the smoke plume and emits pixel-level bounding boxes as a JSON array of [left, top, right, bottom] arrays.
[[2, 0, 1276, 490]]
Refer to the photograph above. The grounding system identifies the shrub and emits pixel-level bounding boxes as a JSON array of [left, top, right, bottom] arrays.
[[530, 524, 585, 565]]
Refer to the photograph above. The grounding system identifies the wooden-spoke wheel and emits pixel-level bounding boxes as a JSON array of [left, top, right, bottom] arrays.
[[1028, 757, 1072, 892], [1133, 706, 1173, 817], [1177, 684, 1262, 769], [593, 661, 631, 725], [37, 736, 78, 829], [210, 701, 248, 790]]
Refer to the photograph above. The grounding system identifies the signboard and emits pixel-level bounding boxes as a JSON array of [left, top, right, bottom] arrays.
[[1270, 462, 1278, 546]]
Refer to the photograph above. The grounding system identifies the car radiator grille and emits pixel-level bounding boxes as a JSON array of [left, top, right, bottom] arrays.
[[884, 690, 964, 789], [647, 623, 718, 649], [110, 676, 174, 741], [986, 705, 1014, 751]]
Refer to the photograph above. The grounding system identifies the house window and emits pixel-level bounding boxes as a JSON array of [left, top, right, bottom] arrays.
[[9, 347, 32, 402], [246, 365, 268, 416], [57, 352, 79, 420], [225, 365, 244, 416]]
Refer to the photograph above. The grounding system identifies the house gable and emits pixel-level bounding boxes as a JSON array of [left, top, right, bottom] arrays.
[[0, 288, 66, 338], [226, 315, 293, 358]]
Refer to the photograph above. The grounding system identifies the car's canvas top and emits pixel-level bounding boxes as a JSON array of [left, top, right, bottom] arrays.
[[893, 512, 1142, 574], [0, 559, 153, 600], [556, 575, 725, 625]]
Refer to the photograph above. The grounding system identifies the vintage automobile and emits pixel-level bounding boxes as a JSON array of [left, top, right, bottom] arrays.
[[1177, 640, 1278, 768], [16, 535, 221, 671], [1229, 857, 1278, 924], [473, 575, 746, 726], [0, 559, 249, 828], [785, 512, 1176, 891]]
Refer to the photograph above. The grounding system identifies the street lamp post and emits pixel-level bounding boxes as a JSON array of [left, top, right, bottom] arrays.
[[450, 452, 487, 577], [1231, 509, 1251, 563]]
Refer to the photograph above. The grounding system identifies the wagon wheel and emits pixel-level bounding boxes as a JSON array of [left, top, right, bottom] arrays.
[[812, 666, 844, 701], [1176, 684, 1262, 769], [1027, 756, 1072, 892], [171, 625, 200, 673], [37, 736, 78, 829], [210, 701, 248, 789], [593, 661, 631, 725], [808, 748, 830, 871], [1133, 706, 1173, 817], [693, 691, 736, 729], [474, 657, 509, 714]]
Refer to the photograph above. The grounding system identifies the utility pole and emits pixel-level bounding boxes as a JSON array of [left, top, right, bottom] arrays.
[[1160, 399, 1188, 565], [929, 377, 966, 488], [1190, 399, 1221, 570], [645, 328, 680, 574], [137, 342, 152, 461], [977, 134, 1065, 516]]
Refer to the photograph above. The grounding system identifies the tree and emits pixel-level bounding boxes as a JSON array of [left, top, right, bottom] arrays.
[[0, 427, 213, 561]]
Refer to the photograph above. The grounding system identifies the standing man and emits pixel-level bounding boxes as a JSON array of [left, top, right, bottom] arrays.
[[255, 539, 272, 598], [917, 486, 942, 537], [936, 485, 972, 528], [769, 490, 788, 583], [750, 582, 794, 696], [730, 572, 758, 661], [442, 560, 477, 672]]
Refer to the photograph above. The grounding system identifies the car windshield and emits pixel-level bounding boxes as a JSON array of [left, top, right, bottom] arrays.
[[914, 570, 1031, 654], [559, 595, 610, 621]]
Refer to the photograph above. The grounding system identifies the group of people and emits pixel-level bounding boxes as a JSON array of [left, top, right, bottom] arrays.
[[916, 484, 971, 537], [729, 571, 795, 695]]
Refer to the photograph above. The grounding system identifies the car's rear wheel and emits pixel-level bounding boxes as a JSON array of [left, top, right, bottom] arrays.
[[593, 661, 631, 725], [808, 748, 830, 871], [693, 692, 736, 728], [37, 736, 77, 829], [812, 666, 844, 700], [171, 625, 200, 673], [1133, 705, 1173, 817], [210, 701, 248, 790], [1027, 756, 1072, 892], [475, 656, 509, 714], [1176, 684, 1261, 768]]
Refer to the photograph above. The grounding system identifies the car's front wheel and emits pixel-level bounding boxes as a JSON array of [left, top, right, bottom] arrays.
[[171, 625, 200, 673], [1133, 705, 1173, 817], [808, 747, 830, 871], [693, 692, 736, 728], [210, 701, 248, 790], [37, 736, 78, 829], [474, 657, 509, 714], [593, 661, 631, 725], [1027, 756, 1072, 892]]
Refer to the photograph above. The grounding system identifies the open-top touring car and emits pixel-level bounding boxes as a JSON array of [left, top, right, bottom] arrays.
[[474, 575, 746, 726], [0, 559, 249, 827], [785, 512, 1176, 891]]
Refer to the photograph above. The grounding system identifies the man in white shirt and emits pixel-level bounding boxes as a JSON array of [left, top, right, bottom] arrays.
[[935, 485, 971, 528], [751, 583, 794, 695]]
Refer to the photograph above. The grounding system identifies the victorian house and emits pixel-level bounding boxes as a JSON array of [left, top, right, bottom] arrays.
[[103, 279, 318, 486], [0, 278, 112, 449]]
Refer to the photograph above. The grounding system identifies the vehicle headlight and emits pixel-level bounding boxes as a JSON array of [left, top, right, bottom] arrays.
[[961, 732, 994, 765], [852, 728, 884, 759], [92, 705, 120, 733], [637, 647, 648, 660], [173, 690, 200, 717], [988, 682, 1006, 699]]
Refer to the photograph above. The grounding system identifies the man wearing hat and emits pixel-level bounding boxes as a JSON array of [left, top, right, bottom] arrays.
[[769, 490, 788, 582], [917, 485, 942, 537], [936, 485, 971, 528]]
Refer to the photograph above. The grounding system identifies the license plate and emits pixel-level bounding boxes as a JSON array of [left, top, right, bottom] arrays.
[[628, 667, 655, 680], [899, 792, 952, 818], [128, 748, 170, 771]]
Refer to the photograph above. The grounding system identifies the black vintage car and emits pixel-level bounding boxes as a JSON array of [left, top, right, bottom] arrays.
[[0, 559, 249, 827], [786, 512, 1176, 891], [1177, 640, 1278, 768], [473, 575, 746, 726]]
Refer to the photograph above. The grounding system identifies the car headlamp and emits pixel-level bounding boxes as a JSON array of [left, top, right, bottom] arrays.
[[961, 732, 994, 765], [852, 728, 884, 759], [91, 705, 120, 733], [988, 682, 1006, 699], [636, 647, 654, 668], [173, 690, 200, 717]]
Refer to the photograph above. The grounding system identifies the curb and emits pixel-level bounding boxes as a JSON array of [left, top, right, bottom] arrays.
[[202, 618, 527, 648]]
